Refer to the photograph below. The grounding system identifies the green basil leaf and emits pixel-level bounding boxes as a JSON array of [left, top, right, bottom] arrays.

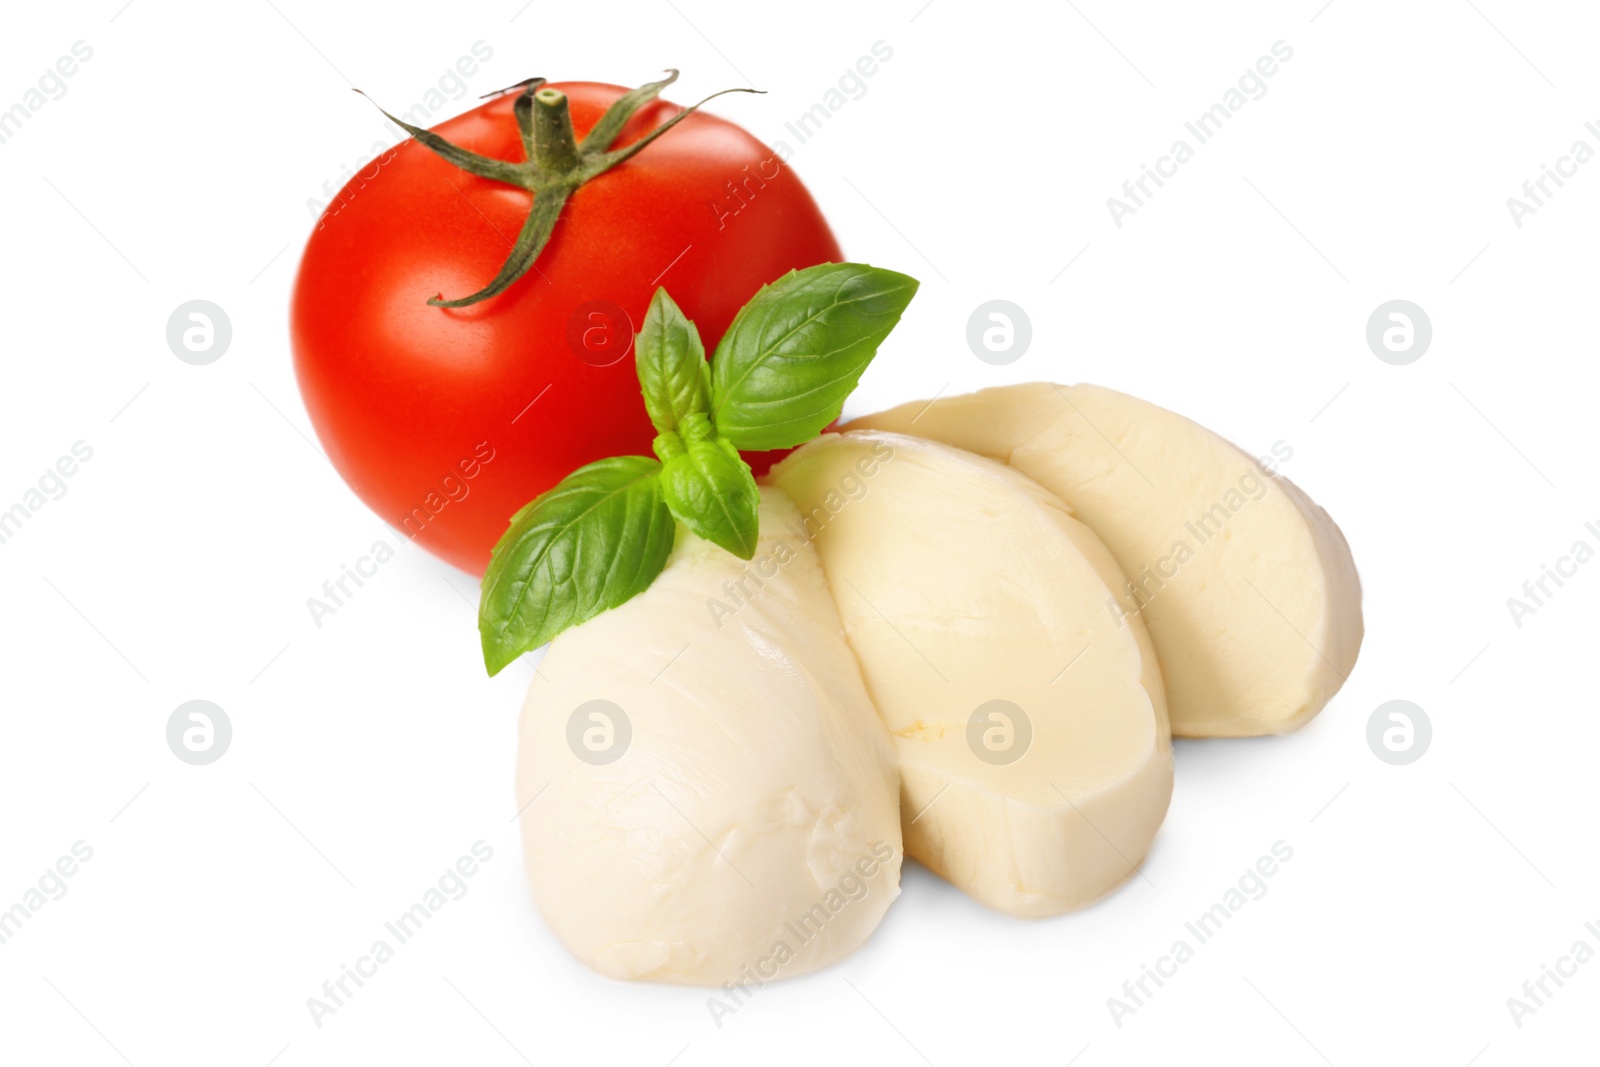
[[709, 263, 920, 450], [478, 456, 675, 675], [659, 432, 760, 560], [635, 287, 711, 434]]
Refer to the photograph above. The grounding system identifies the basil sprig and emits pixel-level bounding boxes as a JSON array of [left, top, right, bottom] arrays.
[[478, 263, 918, 674], [637, 290, 762, 560]]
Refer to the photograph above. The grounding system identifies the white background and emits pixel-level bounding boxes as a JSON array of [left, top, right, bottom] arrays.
[[2, 1, 1596, 1064]]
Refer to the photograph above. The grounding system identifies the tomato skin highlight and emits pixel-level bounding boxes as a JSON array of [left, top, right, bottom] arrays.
[[291, 81, 842, 575]]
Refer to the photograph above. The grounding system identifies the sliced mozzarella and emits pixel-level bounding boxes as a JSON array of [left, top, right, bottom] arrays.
[[517, 487, 901, 984], [854, 382, 1363, 737], [769, 431, 1171, 917]]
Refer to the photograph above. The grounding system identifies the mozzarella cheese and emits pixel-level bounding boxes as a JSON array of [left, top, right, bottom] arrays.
[[517, 488, 902, 984], [768, 431, 1171, 917], [854, 383, 1363, 737]]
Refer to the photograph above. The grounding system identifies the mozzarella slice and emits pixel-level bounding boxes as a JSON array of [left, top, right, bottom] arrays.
[[853, 382, 1363, 737], [517, 487, 902, 985], [768, 431, 1171, 918]]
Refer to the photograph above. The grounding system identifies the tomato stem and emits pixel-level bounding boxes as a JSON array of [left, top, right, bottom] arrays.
[[532, 89, 582, 177], [355, 71, 764, 308]]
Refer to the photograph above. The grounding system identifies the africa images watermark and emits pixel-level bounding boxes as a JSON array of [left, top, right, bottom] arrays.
[[705, 838, 897, 1028], [1106, 840, 1295, 1028], [1106, 40, 1295, 229], [0, 41, 94, 148], [0, 841, 95, 948], [1504, 917, 1600, 1029], [0, 440, 94, 549], [305, 441, 496, 628], [1505, 119, 1600, 229], [1105, 441, 1294, 628], [710, 40, 895, 232], [1504, 519, 1600, 629], [705, 438, 894, 629], [305, 840, 494, 1028]]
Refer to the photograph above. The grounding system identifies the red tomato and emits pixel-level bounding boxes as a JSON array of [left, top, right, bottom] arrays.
[[292, 81, 841, 575]]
